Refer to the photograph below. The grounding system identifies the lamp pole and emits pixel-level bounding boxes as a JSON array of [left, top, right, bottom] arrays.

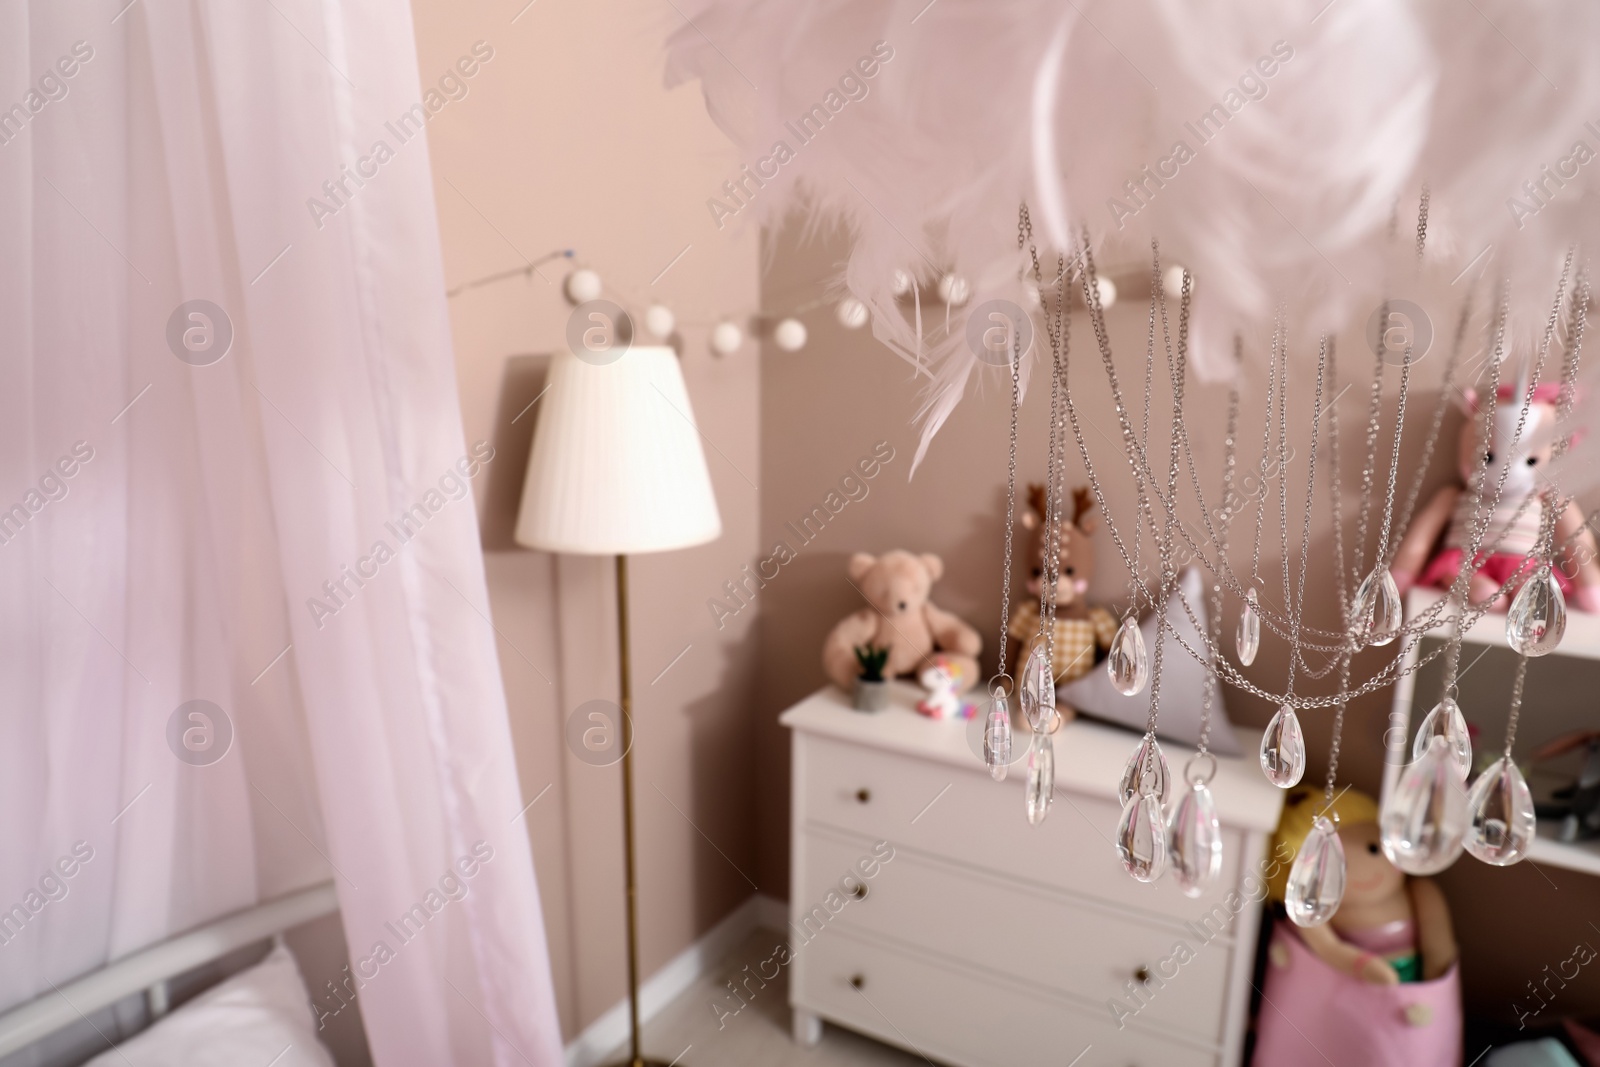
[[611, 553, 667, 1067]]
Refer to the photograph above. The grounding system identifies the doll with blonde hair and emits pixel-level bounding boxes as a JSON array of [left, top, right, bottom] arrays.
[[1253, 786, 1462, 1066]]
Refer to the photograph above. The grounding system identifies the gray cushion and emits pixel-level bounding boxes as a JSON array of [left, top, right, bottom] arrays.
[[1057, 567, 1242, 755]]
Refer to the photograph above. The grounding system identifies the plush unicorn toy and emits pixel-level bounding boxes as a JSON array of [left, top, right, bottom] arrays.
[[1392, 382, 1600, 612]]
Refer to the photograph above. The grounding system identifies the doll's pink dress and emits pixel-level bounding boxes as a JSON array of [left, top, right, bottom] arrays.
[[1252, 919, 1462, 1067]]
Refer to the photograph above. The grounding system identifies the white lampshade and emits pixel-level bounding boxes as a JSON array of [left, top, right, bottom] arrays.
[[515, 345, 722, 555]]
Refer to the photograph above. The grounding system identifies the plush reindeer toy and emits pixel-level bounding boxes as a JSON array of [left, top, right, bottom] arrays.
[[1007, 486, 1118, 722]]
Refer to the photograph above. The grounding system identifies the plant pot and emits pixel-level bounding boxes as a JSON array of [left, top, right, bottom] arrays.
[[854, 678, 890, 712]]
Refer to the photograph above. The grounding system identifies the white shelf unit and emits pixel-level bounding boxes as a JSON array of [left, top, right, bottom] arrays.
[[1384, 587, 1600, 876]]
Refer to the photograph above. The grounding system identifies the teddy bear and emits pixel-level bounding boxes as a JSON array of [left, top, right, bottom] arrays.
[[1008, 486, 1118, 714], [1392, 381, 1600, 612], [1254, 786, 1461, 1067], [822, 550, 983, 693]]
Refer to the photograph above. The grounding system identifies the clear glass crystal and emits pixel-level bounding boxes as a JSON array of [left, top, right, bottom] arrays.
[[1352, 566, 1402, 647], [983, 694, 1012, 782], [1107, 615, 1149, 696], [1464, 756, 1537, 866], [1507, 568, 1566, 657], [1285, 815, 1347, 927], [1236, 588, 1260, 666], [1117, 791, 1167, 882], [1020, 643, 1059, 733], [1380, 735, 1468, 874], [1259, 705, 1306, 788], [1411, 697, 1472, 779], [1025, 733, 1054, 826], [1168, 781, 1222, 898], [1118, 732, 1170, 806]]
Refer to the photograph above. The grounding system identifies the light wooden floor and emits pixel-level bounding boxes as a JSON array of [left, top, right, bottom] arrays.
[[599, 928, 929, 1067]]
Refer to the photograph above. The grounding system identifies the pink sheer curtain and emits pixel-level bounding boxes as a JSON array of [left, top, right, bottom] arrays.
[[0, 2, 563, 1065]]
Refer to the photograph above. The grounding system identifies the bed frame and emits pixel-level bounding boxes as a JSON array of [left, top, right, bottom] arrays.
[[0, 881, 338, 1060]]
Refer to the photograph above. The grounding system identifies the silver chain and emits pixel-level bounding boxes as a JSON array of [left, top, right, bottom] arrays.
[[1284, 338, 1328, 698], [993, 210, 1029, 687], [1144, 241, 1190, 735]]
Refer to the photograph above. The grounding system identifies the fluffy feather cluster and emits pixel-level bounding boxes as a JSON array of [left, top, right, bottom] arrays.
[[665, 0, 1600, 464]]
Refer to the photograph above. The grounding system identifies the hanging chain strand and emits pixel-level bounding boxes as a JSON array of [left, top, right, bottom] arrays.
[[1285, 337, 1328, 700], [1389, 294, 1474, 560], [1352, 302, 1388, 593], [1046, 253, 1070, 662], [1201, 338, 1244, 758], [1373, 305, 1422, 573], [1501, 264, 1587, 759], [1144, 242, 1190, 736], [994, 207, 1029, 686], [1502, 654, 1532, 760], [1251, 312, 1282, 591]]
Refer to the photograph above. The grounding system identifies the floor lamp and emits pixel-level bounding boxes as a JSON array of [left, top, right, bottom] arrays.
[[514, 344, 722, 1067]]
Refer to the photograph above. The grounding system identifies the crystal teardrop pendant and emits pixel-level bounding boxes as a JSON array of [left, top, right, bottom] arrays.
[[1463, 756, 1537, 866], [1236, 588, 1261, 666], [1285, 815, 1347, 927], [1351, 566, 1402, 647], [983, 693, 1012, 782], [1167, 781, 1222, 898], [1507, 568, 1566, 657], [1116, 791, 1167, 882], [1025, 733, 1054, 826], [1411, 697, 1472, 779], [1019, 643, 1059, 733], [1380, 735, 1468, 874], [1118, 732, 1171, 806], [1107, 615, 1149, 696], [1259, 705, 1306, 788]]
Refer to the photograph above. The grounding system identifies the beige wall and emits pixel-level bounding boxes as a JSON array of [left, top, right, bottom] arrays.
[[755, 221, 1600, 1026], [410, 0, 762, 1041]]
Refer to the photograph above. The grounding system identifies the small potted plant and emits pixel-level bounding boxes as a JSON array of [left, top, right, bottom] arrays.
[[853, 644, 891, 712]]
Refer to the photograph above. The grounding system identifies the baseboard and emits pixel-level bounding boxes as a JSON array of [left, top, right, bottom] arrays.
[[564, 893, 787, 1067]]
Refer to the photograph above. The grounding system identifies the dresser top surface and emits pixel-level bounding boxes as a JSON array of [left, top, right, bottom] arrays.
[[780, 682, 1285, 832]]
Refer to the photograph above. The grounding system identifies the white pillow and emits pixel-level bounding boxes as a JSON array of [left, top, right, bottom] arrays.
[[85, 942, 336, 1067]]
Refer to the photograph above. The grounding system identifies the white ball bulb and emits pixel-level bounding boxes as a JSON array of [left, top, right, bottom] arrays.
[[564, 268, 602, 304], [710, 320, 743, 356], [1162, 265, 1189, 297], [836, 298, 869, 329], [1023, 283, 1041, 307], [644, 304, 676, 339], [1095, 276, 1117, 309], [890, 269, 913, 296], [774, 318, 808, 351], [938, 273, 971, 306]]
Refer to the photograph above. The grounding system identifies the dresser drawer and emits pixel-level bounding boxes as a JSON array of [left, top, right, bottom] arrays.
[[792, 926, 1218, 1067], [796, 732, 1248, 934], [797, 830, 1233, 1044]]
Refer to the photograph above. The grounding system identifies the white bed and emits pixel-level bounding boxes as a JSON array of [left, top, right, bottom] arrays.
[[0, 883, 340, 1067]]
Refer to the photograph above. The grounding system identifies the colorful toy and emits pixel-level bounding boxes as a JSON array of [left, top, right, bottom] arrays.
[[1007, 486, 1118, 724], [1391, 382, 1600, 612], [914, 654, 978, 720], [1254, 786, 1461, 1067], [822, 550, 983, 693]]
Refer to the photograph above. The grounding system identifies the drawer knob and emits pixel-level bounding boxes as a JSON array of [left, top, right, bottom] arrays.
[[849, 974, 865, 990], [1134, 965, 1151, 983], [856, 788, 871, 803], [851, 884, 868, 900]]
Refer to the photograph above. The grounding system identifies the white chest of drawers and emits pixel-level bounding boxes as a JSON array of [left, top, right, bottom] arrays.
[[780, 683, 1285, 1067]]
